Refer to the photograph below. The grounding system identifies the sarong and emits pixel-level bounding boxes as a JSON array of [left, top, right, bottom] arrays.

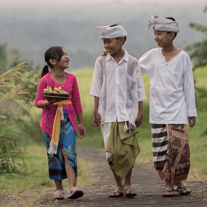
[[105, 121, 140, 179], [152, 124, 168, 170], [43, 109, 77, 180], [156, 124, 190, 188]]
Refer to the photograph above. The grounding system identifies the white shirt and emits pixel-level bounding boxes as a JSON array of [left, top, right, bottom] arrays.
[[90, 50, 146, 124], [139, 48, 197, 124]]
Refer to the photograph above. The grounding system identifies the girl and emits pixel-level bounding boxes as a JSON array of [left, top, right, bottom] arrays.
[[35, 46, 86, 200]]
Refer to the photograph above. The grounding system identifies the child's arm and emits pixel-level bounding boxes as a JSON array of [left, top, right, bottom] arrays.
[[91, 97, 101, 127], [135, 101, 144, 127], [76, 111, 86, 138], [183, 55, 197, 128], [90, 58, 103, 127]]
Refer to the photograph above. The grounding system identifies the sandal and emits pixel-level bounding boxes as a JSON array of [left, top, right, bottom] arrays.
[[162, 190, 175, 197], [109, 191, 124, 198], [175, 186, 191, 196], [67, 187, 84, 199], [125, 189, 137, 197], [53, 190, 64, 200]]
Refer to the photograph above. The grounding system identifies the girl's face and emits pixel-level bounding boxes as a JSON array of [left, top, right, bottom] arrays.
[[154, 30, 173, 47], [56, 48, 70, 69], [103, 38, 124, 56]]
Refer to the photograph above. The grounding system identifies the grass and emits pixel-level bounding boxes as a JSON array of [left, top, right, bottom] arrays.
[[0, 144, 92, 197]]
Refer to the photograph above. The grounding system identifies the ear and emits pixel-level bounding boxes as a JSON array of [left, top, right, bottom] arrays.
[[119, 37, 125, 45], [169, 32, 175, 40], [49, 59, 57, 66]]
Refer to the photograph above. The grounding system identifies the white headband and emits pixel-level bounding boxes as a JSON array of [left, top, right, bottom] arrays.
[[145, 15, 179, 33], [96, 24, 127, 40]]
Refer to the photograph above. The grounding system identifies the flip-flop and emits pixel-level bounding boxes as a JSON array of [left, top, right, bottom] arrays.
[[162, 190, 175, 197], [67, 187, 84, 199], [53, 190, 64, 200], [175, 186, 191, 196], [109, 191, 124, 198], [125, 189, 137, 197]]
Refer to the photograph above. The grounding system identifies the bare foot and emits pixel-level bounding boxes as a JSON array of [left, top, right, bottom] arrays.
[[124, 185, 137, 196], [175, 181, 191, 195], [109, 186, 124, 197], [163, 180, 174, 196]]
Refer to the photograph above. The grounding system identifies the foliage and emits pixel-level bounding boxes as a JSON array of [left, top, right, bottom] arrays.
[[0, 136, 26, 174], [183, 7, 207, 70]]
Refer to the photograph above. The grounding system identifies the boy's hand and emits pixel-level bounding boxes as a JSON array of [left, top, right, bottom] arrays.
[[91, 112, 101, 127], [101, 50, 108, 56], [78, 124, 86, 138], [188, 117, 196, 128], [135, 113, 144, 128]]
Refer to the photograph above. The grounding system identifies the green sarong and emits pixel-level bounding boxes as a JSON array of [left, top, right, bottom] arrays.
[[106, 121, 140, 179]]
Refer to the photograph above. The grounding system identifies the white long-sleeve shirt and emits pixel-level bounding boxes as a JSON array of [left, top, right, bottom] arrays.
[[139, 48, 197, 124], [90, 50, 146, 124]]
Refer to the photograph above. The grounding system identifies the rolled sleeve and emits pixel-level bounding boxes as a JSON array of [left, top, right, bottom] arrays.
[[89, 58, 103, 97]]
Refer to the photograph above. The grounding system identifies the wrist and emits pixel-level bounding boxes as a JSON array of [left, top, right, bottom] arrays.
[[78, 121, 85, 124]]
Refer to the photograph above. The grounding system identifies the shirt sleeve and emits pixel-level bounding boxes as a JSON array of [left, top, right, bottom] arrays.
[[35, 77, 47, 108], [71, 75, 83, 114], [137, 61, 146, 101], [183, 54, 197, 117], [89, 57, 103, 97], [138, 50, 153, 74]]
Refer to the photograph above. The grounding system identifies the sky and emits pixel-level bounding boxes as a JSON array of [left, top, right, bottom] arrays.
[[1, 0, 206, 8]]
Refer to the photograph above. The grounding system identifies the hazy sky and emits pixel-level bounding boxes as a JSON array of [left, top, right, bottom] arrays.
[[1, 0, 206, 8]]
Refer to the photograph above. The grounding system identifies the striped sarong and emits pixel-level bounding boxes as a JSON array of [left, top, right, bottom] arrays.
[[152, 124, 168, 170]]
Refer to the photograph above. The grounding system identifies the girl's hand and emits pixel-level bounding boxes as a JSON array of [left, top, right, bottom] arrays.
[[78, 124, 86, 138], [135, 113, 144, 128]]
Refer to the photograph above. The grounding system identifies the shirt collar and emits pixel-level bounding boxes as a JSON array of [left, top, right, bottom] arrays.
[[106, 49, 129, 63]]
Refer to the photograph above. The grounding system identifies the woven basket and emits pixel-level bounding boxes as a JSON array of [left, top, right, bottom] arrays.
[[43, 92, 69, 100]]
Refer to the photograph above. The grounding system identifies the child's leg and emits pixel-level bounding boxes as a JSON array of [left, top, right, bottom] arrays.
[[54, 179, 63, 190], [123, 168, 136, 196], [109, 171, 124, 197], [62, 147, 76, 191]]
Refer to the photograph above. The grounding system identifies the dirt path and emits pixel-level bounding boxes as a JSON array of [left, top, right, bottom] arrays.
[[37, 146, 207, 207], [1, 146, 207, 207]]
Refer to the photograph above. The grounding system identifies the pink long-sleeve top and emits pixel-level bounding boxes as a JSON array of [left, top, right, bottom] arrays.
[[35, 72, 83, 137]]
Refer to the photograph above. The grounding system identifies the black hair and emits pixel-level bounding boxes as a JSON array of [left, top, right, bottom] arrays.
[[41, 46, 63, 77], [166, 17, 177, 40], [109, 24, 127, 45]]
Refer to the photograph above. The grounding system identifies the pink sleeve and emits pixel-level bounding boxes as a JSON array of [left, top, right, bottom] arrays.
[[71, 76, 83, 114], [35, 77, 47, 108]]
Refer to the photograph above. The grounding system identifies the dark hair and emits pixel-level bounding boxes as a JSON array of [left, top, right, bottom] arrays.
[[109, 24, 127, 45], [41, 46, 63, 77], [166, 17, 177, 40]]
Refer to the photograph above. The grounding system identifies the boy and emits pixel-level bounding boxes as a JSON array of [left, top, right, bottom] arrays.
[[90, 24, 146, 197], [139, 16, 197, 197]]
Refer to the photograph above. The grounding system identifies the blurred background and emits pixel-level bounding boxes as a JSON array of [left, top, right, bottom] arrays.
[[0, 0, 207, 198], [0, 0, 206, 69]]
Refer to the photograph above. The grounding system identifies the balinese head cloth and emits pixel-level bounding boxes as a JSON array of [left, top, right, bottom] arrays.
[[96, 24, 127, 40], [145, 15, 179, 33]]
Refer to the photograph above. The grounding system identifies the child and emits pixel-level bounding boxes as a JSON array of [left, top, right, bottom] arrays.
[[139, 16, 197, 197], [90, 24, 146, 197], [35, 46, 86, 200]]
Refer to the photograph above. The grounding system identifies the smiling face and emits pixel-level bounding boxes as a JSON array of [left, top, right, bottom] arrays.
[[49, 48, 70, 70], [154, 30, 174, 47], [103, 37, 124, 57]]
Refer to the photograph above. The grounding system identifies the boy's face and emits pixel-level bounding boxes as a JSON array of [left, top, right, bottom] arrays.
[[103, 38, 124, 56], [154, 30, 174, 47]]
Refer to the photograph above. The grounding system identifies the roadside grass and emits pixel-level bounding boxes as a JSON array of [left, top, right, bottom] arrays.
[[0, 144, 92, 196]]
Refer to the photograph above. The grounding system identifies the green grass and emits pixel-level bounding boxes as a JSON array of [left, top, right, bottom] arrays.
[[0, 144, 92, 196]]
